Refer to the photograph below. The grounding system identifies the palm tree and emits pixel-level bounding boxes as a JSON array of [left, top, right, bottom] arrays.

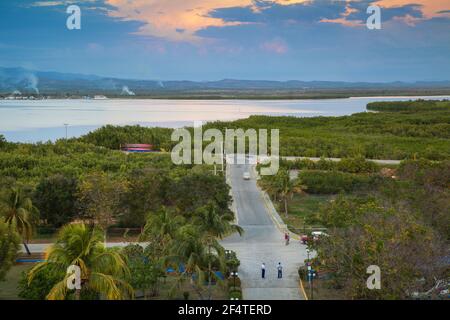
[[140, 207, 185, 257], [169, 224, 226, 300], [1, 187, 39, 255], [192, 203, 243, 299], [28, 223, 133, 300], [140, 207, 185, 241], [273, 170, 306, 217], [192, 203, 243, 239]]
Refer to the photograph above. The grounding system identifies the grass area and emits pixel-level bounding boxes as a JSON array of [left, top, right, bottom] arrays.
[[30, 230, 141, 244], [30, 233, 56, 243], [0, 264, 31, 300], [0, 265, 228, 300], [301, 277, 345, 300], [143, 276, 228, 300], [277, 194, 333, 233]]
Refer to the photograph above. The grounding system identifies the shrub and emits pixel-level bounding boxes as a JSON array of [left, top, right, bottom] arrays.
[[336, 157, 380, 174], [0, 219, 21, 281], [229, 291, 243, 300], [299, 170, 373, 194], [298, 266, 308, 281], [33, 174, 78, 227], [18, 265, 64, 300], [228, 276, 241, 288]]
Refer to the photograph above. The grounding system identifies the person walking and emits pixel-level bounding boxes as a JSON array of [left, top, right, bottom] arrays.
[[261, 263, 266, 279], [277, 262, 283, 279]]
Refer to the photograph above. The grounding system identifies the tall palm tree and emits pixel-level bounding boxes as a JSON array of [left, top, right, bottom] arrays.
[[28, 223, 133, 300], [169, 224, 226, 300], [193, 203, 243, 239], [275, 170, 306, 217], [139, 207, 185, 258], [192, 203, 243, 299], [1, 187, 39, 255], [140, 207, 185, 242]]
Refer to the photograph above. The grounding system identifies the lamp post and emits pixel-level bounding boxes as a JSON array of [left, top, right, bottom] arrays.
[[231, 271, 238, 288], [303, 217, 306, 234], [230, 271, 239, 300], [308, 267, 316, 300]]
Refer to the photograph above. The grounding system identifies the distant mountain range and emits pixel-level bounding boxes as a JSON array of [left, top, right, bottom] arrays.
[[1, 67, 450, 96]]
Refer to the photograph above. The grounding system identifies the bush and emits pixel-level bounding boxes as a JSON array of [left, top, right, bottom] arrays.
[[229, 290, 243, 300], [225, 250, 240, 276], [298, 266, 308, 281], [18, 265, 64, 300], [33, 174, 78, 227], [228, 276, 241, 288], [336, 157, 379, 174], [299, 170, 373, 194], [0, 219, 21, 281]]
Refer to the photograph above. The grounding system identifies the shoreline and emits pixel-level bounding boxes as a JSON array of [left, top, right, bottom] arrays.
[[2, 95, 449, 143], [2, 93, 450, 101]]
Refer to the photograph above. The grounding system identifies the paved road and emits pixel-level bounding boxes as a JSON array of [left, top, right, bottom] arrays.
[[221, 162, 308, 300], [259, 156, 401, 165]]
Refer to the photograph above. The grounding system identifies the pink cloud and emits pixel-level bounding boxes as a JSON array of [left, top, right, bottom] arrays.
[[260, 39, 288, 54]]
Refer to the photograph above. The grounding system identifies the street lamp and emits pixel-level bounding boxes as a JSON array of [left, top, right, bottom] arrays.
[[231, 271, 239, 287], [307, 267, 316, 300], [230, 271, 240, 301]]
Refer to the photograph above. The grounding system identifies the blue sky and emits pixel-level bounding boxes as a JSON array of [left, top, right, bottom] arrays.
[[0, 0, 449, 81]]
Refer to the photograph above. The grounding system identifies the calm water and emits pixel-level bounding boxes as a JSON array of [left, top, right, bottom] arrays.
[[1, 96, 449, 142]]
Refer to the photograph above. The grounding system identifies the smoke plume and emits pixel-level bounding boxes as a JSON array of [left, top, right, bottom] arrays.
[[121, 85, 135, 96]]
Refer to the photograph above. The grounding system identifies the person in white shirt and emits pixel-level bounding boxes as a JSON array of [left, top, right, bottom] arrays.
[[261, 263, 266, 279]]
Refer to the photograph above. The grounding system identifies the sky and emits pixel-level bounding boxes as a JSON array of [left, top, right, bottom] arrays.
[[0, 0, 449, 81]]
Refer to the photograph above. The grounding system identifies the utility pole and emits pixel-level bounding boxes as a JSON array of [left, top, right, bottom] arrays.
[[64, 123, 69, 140], [221, 138, 225, 172], [223, 128, 227, 170]]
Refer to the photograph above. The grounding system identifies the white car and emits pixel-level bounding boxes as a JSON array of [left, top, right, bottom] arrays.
[[311, 231, 329, 240], [243, 172, 250, 180]]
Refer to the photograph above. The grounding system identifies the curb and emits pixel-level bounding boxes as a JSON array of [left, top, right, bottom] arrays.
[[253, 165, 301, 240], [299, 278, 309, 300], [225, 164, 239, 225]]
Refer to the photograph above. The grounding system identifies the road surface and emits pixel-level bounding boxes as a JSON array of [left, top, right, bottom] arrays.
[[221, 161, 308, 300], [281, 156, 401, 165]]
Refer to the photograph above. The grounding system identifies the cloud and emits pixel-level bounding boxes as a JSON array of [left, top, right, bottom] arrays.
[[100, 0, 450, 42], [326, 0, 450, 27], [28, 0, 450, 42], [31, 0, 99, 7], [376, 0, 450, 19], [104, 0, 248, 42], [103, 0, 316, 42], [260, 38, 288, 54]]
